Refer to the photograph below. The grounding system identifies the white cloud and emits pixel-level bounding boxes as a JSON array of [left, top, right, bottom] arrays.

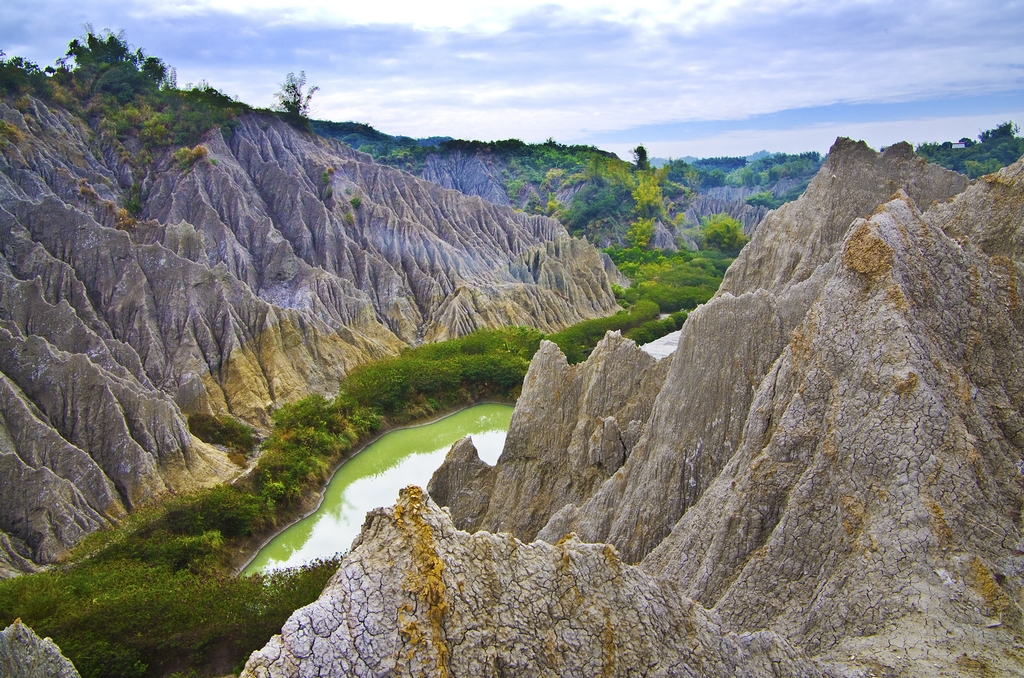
[[609, 112, 1024, 159], [2, 0, 1021, 155], [132, 0, 813, 32]]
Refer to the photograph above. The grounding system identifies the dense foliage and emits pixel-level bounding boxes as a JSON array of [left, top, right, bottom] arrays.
[[0, 390, 383, 678], [546, 239, 737, 364], [547, 300, 683, 363], [917, 122, 1024, 178], [341, 326, 542, 419], [693, 213, 749, 256], [661, 151, 822, 196], [311, 119, 451, 162], [0, 551, 339, 678], [187, 413, 257, 457]]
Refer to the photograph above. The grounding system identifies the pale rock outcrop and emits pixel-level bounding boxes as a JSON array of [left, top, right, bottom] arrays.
[[924, 157, 1024, 260], [642, 190, 1024, 675], [720, 139, 969, 297], [318, 140, 1024, 676], [649, 220, 678, 251], [523, 139, 972, 563], [0, 620, 81, 678], [429, 331, 670, 539], [241, 486, 840, 678], [0, 96, 620, 573]]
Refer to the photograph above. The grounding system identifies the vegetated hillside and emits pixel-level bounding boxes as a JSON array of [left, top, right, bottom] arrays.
[[0, 32, 620, 577], [673, 150, 824, 232], [316, 120, 824, 249], [917, 120, 1024, 177], [243, 139, 1024, 676]]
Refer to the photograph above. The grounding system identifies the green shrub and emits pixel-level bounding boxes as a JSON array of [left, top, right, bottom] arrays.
[[187, 412, 256, 454], [0, 119, 24, 144], [0, 554, 340, 678], [547, 300, 660, 363], [340, 326, 541, 418], [917, 122, 1023, 176], [700, 213, 748, 255], [172, 144, 208, 171]]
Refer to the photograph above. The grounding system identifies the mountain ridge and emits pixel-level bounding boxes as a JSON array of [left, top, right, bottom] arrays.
[[0, 94, 620, 575], [241, 139, 1024, 676]]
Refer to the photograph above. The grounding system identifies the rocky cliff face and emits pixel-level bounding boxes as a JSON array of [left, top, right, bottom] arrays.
[[639, 185, 1024, 674], [241, 487, 838, 678], [428, 331, 671, 539], [529, 139, 972, 563], [0, 97, 619, 574], [0, 620, 81, 678], [419, 151, 513, 207], [245, 139, 1024, 676]]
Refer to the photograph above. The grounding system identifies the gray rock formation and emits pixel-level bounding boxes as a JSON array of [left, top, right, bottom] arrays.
[[720, 139, 969, 297], [249, 138, 1024, 675], [689, 177, 817, 235], [530, 139, 972, 563], [0, 96, 620, 573], [649, 220, 678, 251], [419, 150, 512, 207], [639, 187, 1024, 674], [429, 331, 670, 539], [685, 192, 769, 234], [241, 486, 839, 678], [0, 620, 81, 678]]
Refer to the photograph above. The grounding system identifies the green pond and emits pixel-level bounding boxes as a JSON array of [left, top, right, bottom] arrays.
[[244, 403, 513, 574]]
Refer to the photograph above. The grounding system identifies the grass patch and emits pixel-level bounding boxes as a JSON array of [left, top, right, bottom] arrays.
[[187, 413, 256, 455], [0, 552, 339, 678], [0, 392, 380, 678], [341, 326, 541, 420]]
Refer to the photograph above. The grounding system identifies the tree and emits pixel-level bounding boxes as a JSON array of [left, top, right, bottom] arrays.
[[632, 172, 663, 220], [701, 213, 748, 255], [626, 218, 656, 249], [632, 144, 650, 171], [979, 121, 1018, 143], [274, 71, 318, 128]]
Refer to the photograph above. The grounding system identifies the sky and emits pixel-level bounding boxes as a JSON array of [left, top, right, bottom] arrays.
[[2, 0, 1023, 159]]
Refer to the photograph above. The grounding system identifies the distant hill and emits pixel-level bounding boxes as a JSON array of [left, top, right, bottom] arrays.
[[317, 121, 824, 246]]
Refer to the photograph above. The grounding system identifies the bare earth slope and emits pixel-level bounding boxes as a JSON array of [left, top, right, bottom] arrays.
[[0, 98, 618, 574], [246, 141, 1024, 676], [428, 330, 671, 540]]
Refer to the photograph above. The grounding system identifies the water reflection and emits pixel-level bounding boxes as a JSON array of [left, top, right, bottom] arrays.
[[244, 404, 512, 574]]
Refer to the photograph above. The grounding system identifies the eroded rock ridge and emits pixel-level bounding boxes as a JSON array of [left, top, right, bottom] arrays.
[[242, 487, 835, 678], [0, 620, 81, 678], [249, 139, 1024, 676], [0, 97, 619, 573]]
